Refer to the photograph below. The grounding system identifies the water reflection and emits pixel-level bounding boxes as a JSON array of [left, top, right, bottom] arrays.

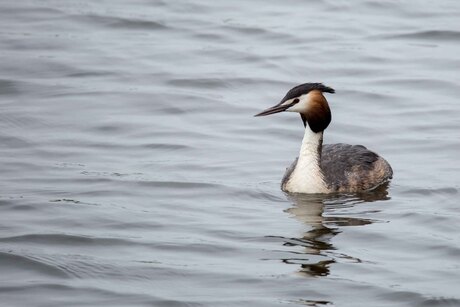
[[282, 185, 390, 277]]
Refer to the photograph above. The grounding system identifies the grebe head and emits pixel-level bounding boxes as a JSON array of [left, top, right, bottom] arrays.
[[255, 83, 335, 132]]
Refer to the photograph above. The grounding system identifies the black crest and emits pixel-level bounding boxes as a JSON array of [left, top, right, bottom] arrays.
[[280, 83, 335, 104]]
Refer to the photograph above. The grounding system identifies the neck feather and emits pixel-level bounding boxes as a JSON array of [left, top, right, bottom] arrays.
[[284, 126, 328, 193], [299, 126, 323, 162]]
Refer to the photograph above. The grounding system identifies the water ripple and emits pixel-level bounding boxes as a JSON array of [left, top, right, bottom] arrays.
[[1, 0, 460, 306], [386, 30, 460, 41]]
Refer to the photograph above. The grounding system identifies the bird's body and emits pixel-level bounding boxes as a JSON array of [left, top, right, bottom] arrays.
[[282, 143, 393, 193], [255, 83, 393, 194]]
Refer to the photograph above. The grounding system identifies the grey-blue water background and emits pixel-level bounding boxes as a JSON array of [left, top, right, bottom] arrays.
[[1, 1, 459, 306]]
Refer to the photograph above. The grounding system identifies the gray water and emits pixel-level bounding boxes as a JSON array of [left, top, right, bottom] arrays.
[[1, 1, 460, 306]]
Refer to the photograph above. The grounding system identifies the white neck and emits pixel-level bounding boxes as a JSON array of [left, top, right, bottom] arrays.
[[284, 126, 329, 193]]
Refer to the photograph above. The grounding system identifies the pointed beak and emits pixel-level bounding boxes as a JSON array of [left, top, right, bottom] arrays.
[[254, 103, 290, 117]]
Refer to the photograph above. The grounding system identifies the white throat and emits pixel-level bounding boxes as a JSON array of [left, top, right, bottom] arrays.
[[284, 126, 329, 193]]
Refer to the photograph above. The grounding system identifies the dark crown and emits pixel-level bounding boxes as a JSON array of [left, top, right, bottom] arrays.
[[280, 83, 335, 104]]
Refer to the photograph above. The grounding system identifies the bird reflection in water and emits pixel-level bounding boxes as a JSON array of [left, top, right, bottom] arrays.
[[276, 184, 390, 277]]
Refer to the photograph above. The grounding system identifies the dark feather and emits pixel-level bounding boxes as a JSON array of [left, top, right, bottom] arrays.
[[280, 83, 335, 104], [300, 114, 307, 127]]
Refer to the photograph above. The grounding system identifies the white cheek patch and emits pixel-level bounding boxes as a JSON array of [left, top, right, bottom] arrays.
[[287, 94, 309, 113], [280, 99, 294, 106]]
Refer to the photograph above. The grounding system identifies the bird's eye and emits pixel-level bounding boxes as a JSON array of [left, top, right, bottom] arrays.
[[293, 98, 299, 103]]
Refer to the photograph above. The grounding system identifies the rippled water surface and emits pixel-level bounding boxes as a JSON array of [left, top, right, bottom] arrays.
[[1, 1, 460, 306]]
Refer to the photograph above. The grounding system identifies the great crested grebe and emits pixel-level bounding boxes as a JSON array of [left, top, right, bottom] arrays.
[[255, 83, 393, 194]]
